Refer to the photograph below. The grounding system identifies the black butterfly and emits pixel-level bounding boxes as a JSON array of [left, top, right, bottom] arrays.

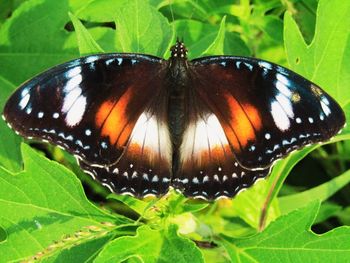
[[3, 41, 345, 200]]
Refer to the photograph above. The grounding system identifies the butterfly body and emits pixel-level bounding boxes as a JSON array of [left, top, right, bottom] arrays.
[[167, 56, 188, 150], [3, 41, 345, 200]]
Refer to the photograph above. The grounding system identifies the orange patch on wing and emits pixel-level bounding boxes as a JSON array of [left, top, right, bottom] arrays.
[[96, 101, 114, 126], [127, 143, 147, 156], [243, 103, 262, 130], [184, 144, 232, 168], [125, 142, 160, 165], [224, 94, 261, 149], [117, 123, 133, 146], [95, 88, 133, 146], [221, 123, 241, 151]]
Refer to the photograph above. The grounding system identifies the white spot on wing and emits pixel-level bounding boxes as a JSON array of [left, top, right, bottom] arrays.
[[26, 107, 32, 114], [19, 93, 30, 110], [85, 56, 99, 63], [129, 111, 172, 164], [180, 114, 229, 164], [244, 62, 253, 71], [62, 87, 82, 113], [105, 59, 114, 66], [276, 79, 292, 97], [271, 100, 290, 131], [66, 66, 82, 78], [64, 74, 82, 92], [152, 175, 159, 182], [320, 97, 331, 116], [162, 177, 170, 183], [321, 96, 330, 105], [275, 93, 294, 118], [258, 61, 273, 70], [64, 95, 87, 127], [21, 87, 30, 97]]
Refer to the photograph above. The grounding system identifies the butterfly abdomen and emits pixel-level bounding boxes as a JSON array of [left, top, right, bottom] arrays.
[[166, 57, 190, 146]]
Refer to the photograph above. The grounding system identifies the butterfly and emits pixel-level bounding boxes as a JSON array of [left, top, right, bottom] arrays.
[[2, 40, 346, 200]]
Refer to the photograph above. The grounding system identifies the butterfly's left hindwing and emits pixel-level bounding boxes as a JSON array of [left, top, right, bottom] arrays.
[[190, 56, 345, 170], [79, 103, 173, 197]]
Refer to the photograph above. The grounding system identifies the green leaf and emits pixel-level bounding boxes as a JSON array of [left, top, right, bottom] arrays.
[[279, 169, 350, 215], [259, 147, 317, 224], [69, 12, 104, 55], [109, 194, 149, 215], [0, 0, 79, 85], [259, 130, 350, 229], [292, 0, 318, 44], [114, 0, 173, 56], [0, 144, 130, 262], [231, 179, 280, 229], [181, 202, 209, 214], [75, 0, 128, 22], [314, 202, 342, 224], [257, 15, 283, 43], [220, 202, 350, 262], [0, 0, 13, 25], [336, 206, 350, 225], [202, 16, 226, 56], [284, 0, 350, 105], [171, 19, 250, 59], [39, 235, 114, 263], [0, 75, 22, 172], [94, 225, 204, 263]]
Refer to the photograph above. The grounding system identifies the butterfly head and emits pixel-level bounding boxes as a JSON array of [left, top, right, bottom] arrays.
[[170, 39, 188, 59]]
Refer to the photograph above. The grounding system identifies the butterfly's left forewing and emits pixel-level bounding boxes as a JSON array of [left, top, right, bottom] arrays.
[[189, 56, 345, 170], [3, 54, 173, 196], [4, 54, 167, 165]]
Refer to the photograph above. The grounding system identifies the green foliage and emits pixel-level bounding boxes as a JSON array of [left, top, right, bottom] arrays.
[[0, 0, 349, 262], [202, 16, 226, 56], [220, 202, 350, 262], [95, 225, 204, 263], [284, 0, 350, 105], [0, 144, 129, 262], [69, 12, 105, 55], [114, 0, 173, 56]]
